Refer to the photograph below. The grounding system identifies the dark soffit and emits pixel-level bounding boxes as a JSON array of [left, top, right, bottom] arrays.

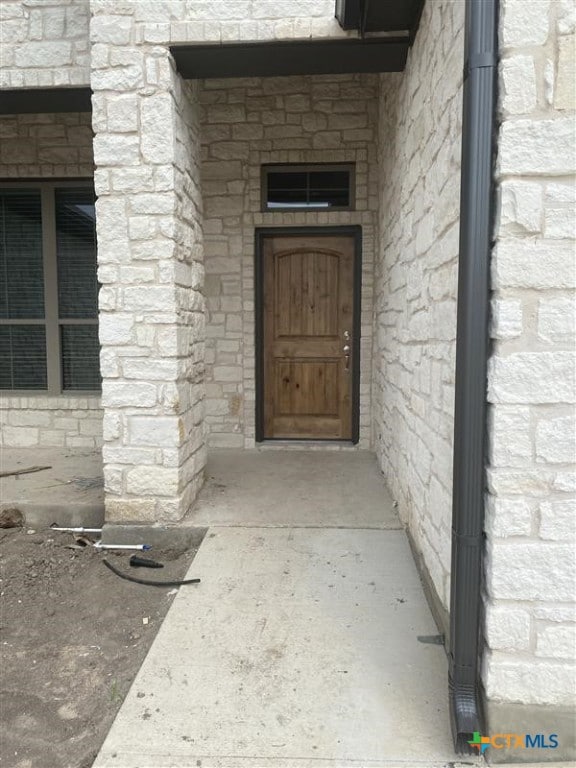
[[0, 87, 92, 115], [171, 37, 409, 79]]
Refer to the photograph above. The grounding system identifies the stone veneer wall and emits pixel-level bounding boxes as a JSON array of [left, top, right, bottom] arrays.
[[0, 111, 102, 450], [374, 0, 464, 613], [91, 1, 205, 522], [0, 0, 351, 92], [0, 0, 90, 88], [200, 74, 379, 449], [483, 0, 576, 717]]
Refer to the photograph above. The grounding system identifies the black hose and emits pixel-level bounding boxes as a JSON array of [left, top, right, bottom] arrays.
[[103, 559, 201, 587]]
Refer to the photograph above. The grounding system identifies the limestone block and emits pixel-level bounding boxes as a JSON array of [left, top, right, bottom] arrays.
[[122, 286, 175, 311], [213, 366, 243, 382], [98, 287, 117, 310], [545, 181, 576, 205], [552, 464, 576, 495], [484, 654, 575, 706], [119, 265, 156, 283], [101, 382, 157, 408], [555, 35, 576, 111], [142, 23, 171, 44], [0, 138, 36, 164], [557, 0, 576, 34], [126, 466, 178, 496], [103, 446, 157, 465], [39, 430, 66, 447], [9, 410, 51, 427], [43, 7, 66, 39], [130, 239, 176, 261], [129, 193, 174, 215], [498, 179, 542, 234], [93, 134, 140, 166], [485, 604, 531, 651], [104, 466, 123, 494], [202, 160, 243, 180], [536, 625, 576, 660], [65, 5, 90, 40], [107, 94, 139, 133], [499, 117, 576, 176], [141, 93, 175, 164], [1, 426, 39, 447], [90, 16, 133, 45], [99, 313, 134, 344], [487, 541, 575, 601], [14, 42, 72, 68], [67, 436, 96, 449], [128, 416, 180, 447], [492, 240, 576, 289], [79, 419, 103, 437], [207, 104, 246, 123], [488, 406, 532, 467], [123, 359, 178, 381], [484, 496, 532, 537], [501, 0, 549, 47], [544, 207, 575, 238], [490, 298, 523, 339], [91, 66, 144, 91], [210, 141, 250, 160], [539, 499, 576, 541], [500, 55, 537, 115], [106, 498, 157, 522], [536, 415, 575, 464], [110, 168, 156, 193], [488, 352, 576, 404], [0, 18, 27, 44], [103, 412, 122, 441], [204, 195, 244, 218]]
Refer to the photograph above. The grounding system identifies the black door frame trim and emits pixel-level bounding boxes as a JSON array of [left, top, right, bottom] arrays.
[[254, 226, 362, 444]]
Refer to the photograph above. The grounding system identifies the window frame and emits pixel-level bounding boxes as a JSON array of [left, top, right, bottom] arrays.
[[261, 163, 356, 212], [0, 179, 100, 397]]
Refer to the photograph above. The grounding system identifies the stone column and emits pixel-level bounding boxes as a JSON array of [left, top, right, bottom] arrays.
[[90, 6, 205, 522]]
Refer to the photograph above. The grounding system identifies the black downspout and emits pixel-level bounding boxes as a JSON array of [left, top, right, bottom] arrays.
[[449, 0, 498, 755]]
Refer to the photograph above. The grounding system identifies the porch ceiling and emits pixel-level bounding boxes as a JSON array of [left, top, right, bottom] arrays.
[[0, 87, 92, 115], [171, 37, 408, 79]]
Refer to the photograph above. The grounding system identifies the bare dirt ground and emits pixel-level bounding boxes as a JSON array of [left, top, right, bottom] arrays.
[[0, 526, 204, 768]]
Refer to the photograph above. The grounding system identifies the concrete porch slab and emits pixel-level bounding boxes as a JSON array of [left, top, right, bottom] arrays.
[[94, 527, 459, 768], [0, 447, 104, 527], [187, 449, 400, 529]]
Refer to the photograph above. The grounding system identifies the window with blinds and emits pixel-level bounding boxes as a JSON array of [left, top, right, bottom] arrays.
[[262, 164, 355, 211], [0, 190, 46, 389], [0, 183, 100, 393]]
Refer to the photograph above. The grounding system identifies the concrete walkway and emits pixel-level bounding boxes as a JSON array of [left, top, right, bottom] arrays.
[[94, 451, 463, 768], [0, 447, 104, 526], [188, 449, 400, 529]]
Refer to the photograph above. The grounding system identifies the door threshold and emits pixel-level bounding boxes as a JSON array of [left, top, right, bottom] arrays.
[[257, 440, 360, 451]]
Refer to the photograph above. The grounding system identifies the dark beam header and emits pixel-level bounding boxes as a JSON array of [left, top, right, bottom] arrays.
[[0, 87, 92, 115], [171, 38, 409, 79], [336, 0, 425, 41]]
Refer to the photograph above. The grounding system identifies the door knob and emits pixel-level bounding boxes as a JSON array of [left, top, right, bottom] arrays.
[[343, 344, 350, 372], [344, 330, 350, 340]]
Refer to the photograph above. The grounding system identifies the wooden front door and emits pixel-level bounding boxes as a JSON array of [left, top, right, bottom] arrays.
[[261, 232, 357, 440]]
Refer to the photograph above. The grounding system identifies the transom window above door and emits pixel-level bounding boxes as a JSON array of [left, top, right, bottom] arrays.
[[0, 182, 100, 393], [262, 164, 355, 211]]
